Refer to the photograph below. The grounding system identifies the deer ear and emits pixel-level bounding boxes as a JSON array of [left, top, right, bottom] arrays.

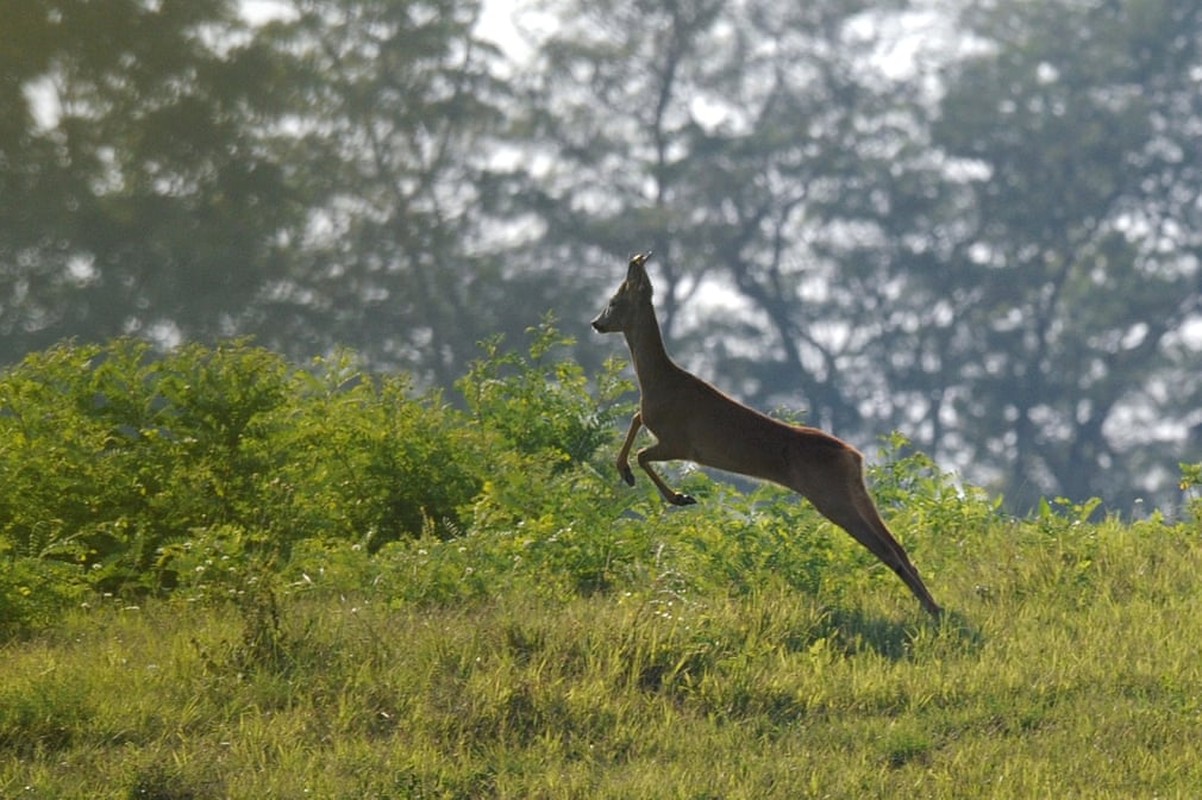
[[626, 251, 653, 286]]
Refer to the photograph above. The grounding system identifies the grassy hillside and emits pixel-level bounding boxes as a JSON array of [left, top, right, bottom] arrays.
[[2, 333, 1201, 798]]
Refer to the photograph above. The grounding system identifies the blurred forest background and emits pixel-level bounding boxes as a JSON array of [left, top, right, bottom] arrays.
[[2, 0, 1200, 514]]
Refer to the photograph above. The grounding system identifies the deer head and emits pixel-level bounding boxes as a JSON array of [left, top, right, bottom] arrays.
[[591, 251, 653, 333]]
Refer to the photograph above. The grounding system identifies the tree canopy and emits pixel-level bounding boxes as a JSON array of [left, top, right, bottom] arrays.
[[2, 0, 1200, 512]]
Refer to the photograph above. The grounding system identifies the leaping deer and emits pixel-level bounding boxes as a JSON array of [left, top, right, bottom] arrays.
[[592, 251, 942, 617]]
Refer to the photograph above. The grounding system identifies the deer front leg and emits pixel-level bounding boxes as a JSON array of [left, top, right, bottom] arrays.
[[615, 412, 642, 486], [637, 442, 697, 506]]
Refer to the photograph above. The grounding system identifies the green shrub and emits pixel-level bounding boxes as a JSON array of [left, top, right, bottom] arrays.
[[458, 316, 632, 466], [0, 338, 501, 628], [0, 340, 295, 597], [868, 431, 1003, 534], [0, 557, 86, 641], [266, 350, 486, 550], [1180, 461, 1202, 523], [0, 324, 634, 634]]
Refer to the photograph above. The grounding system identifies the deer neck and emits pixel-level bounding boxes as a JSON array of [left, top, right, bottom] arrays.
[[624, 301, 679, 391]]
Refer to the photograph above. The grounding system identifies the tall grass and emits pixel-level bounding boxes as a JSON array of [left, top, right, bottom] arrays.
[[4, 512, 1202, 798]]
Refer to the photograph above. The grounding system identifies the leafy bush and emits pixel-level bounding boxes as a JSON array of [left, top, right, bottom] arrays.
[[458, 316, 631, 466], [1180, 461, 1202, 522], [0, 338, 496, 627], [868, 431, 1003, 534], [0, 323, 638, 635], [0, 340, 299, 594], [266, 351, 485, 549], [0, 557, 85, 641]]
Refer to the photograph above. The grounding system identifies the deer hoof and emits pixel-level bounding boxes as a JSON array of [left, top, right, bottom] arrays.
[[619, 465, 635, 486], [670, 493, 697, 506]]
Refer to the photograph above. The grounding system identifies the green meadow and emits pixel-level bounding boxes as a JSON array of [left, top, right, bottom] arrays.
[[3, 332, 1201, 798]]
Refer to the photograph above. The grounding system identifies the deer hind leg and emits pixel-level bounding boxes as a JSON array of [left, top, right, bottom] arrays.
[[798, 460, 942, 617], [851, 490, 942, 617], [636, 441, 698, 506]]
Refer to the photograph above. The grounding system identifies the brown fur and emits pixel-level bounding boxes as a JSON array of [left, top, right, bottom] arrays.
[[593, 252, 942, 617]]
